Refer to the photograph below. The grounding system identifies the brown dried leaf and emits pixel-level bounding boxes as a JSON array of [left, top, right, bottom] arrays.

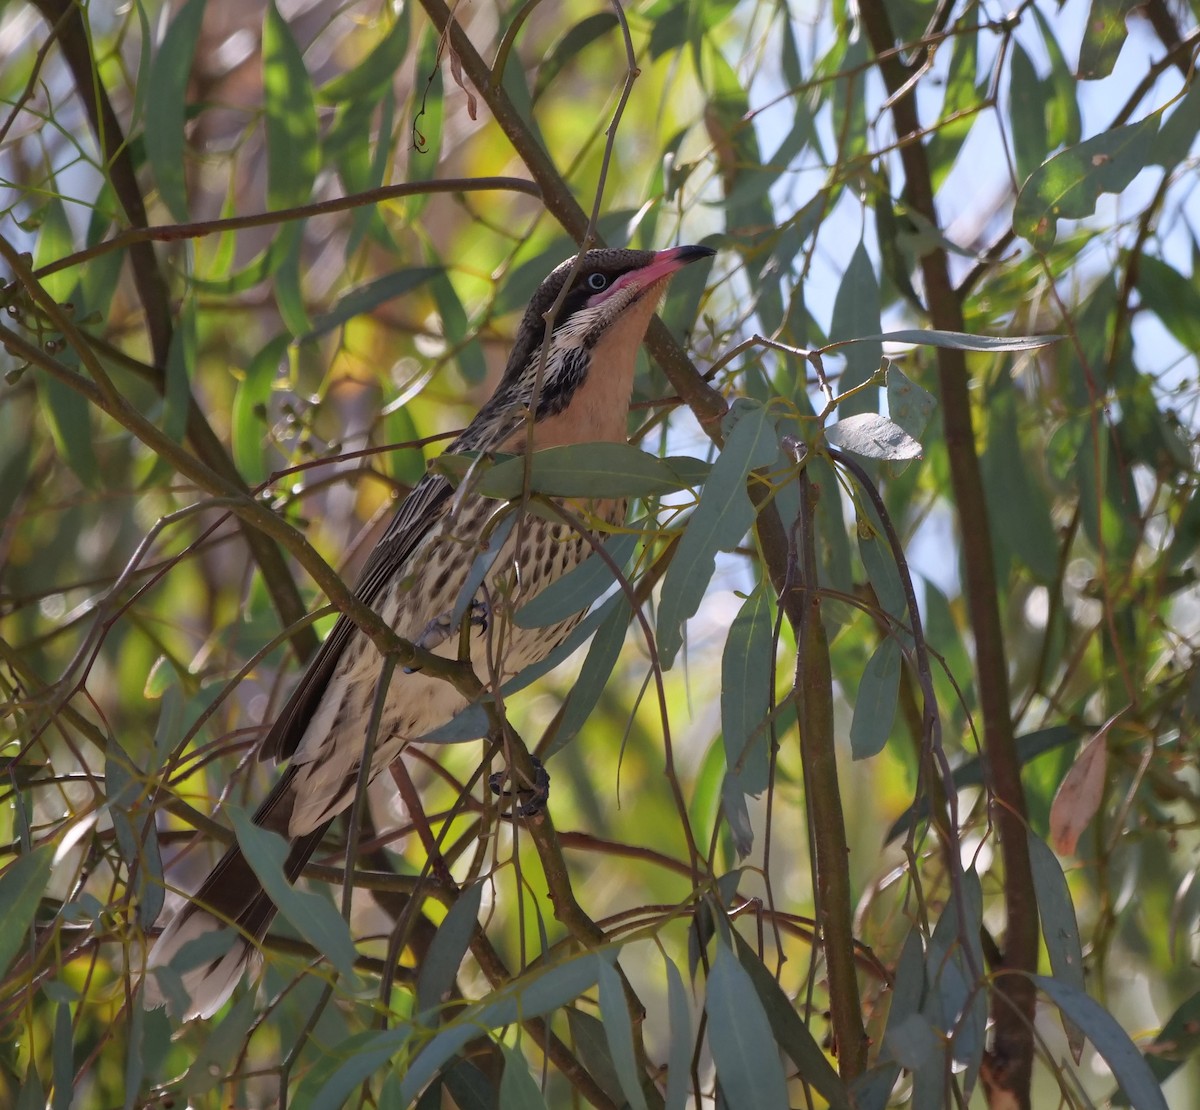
[[448, 46, 478, 121], [1049, 727, 1109, 855]]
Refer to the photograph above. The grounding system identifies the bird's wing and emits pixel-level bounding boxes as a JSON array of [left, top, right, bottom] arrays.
[[261, 470, 454, 763]]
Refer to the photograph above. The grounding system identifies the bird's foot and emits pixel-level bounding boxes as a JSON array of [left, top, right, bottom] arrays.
[[490, 755, 550, 818], [404, 599, 490, 673]]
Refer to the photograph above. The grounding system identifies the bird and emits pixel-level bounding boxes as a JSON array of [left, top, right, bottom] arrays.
[[143, 243, 715, 1019]]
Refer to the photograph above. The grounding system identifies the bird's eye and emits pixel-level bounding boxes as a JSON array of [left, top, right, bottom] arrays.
[[586, 272, 608, 291]]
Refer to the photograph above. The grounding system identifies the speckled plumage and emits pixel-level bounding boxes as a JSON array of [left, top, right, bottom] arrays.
[[144, 244, 714, 1019]]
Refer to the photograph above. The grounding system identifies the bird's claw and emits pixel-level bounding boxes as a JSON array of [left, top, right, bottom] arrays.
[[489, 755, 550, 818], [404, 598, 491, 673]]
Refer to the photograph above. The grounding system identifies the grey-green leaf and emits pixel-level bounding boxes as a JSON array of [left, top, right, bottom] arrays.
[[0, 844, 53, 977], [886, 364, 937, 440], [850, 637, 902, 760], [827, 413, 922, 461], [1014, 115, 1159, 249], [263, 1, 319, 209], [416, 883, 483, 1017], [706, 942, 789, 1108], [657, 401, 777, 668], [515, 531, 639, 629], [597, 960, 649, 1110], [230, 809, 358, 980], [1027, 833, 1085, 1061], [145, 0, 206, 221], [477, 443, 707, 500], [1033, 975, 1168, 1110], [720, 587, 773, 794]]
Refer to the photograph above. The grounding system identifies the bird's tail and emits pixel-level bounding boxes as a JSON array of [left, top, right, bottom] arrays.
[[143, 773, 330, 1020]]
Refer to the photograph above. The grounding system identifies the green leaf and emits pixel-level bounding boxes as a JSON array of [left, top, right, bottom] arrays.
[[547, 598, 631, 756], [515, 531, 639, 629], [395, 953, 614, 1106], [477, 444, 708, 500], [1150, 81, 1200, 169], [318, 8, 411, 103], [846, 328, 1061, 352], [980, 378, 1060, 582], [706, 941, 790, 1108], [829, 241, 881, 417], [850, 637, 902, 760], [1032, 975, 1168, 1110], [499, 1045, 548, 1109], [430, 268, 487, 386], [1014, 115, 1159, 249], [1135, 255, 1200, 352], [144, 0, 206, 221], [886, 364, 937, 441], [888, 725, 1081, 843], [229, 809, 358, 980], [274, 223, 311, 339], [1027, 833, 1085, 1062], [720, 587, 773, 794], [38, 371, 98, 490], [731, 933, 849, 1108], [1114, 989, 1200, 1100], [1010, 42, 1049, 185], [301, 268, 440, 341], [416, 883, 483, 1017], [0, 844, 53, 977], [597, 960, 649, 1110], [308, 1025, 416, 1110], [534, 14, 619, 101], [826, 413, 922, 461], [263, 1, 319, 209], [162, 295, 195, 444], [1031, 9, 1082, 149], [566, 1009, 628, 1106], [180, 991, 259, 1097], [1077, 0, 1136, 79], [232, 334, 288, 487], [51, 1000, 72, 1110], [657, 400, 778, 668], [663, 955, 694, 1110]]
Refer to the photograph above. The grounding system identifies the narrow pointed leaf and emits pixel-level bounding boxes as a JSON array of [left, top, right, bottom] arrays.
[[1033, 975, 1168, 1110], [705, 942, 789, 1108], [658, 401, 777, 667], [850, 637, 902, 760]]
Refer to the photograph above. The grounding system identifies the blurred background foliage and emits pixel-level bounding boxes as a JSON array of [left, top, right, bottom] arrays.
[[1, 0, 1199, 1105]]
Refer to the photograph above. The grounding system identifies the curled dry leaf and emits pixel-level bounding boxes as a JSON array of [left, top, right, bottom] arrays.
[[448, 46, 478, 121], [1049, 727, 1110, 855]]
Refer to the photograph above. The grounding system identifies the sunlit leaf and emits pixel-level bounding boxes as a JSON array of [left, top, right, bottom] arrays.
[[829, 241, 881, 417], [263, 1, 319, 209], [827, 413, 922, 461], [1014, 115, 1159, 249], [1077, 0, 1136, 79], [145, 0, 206, 221]]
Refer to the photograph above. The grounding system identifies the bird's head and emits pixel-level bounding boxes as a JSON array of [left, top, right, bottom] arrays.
[[471, 244, 714, 450]]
